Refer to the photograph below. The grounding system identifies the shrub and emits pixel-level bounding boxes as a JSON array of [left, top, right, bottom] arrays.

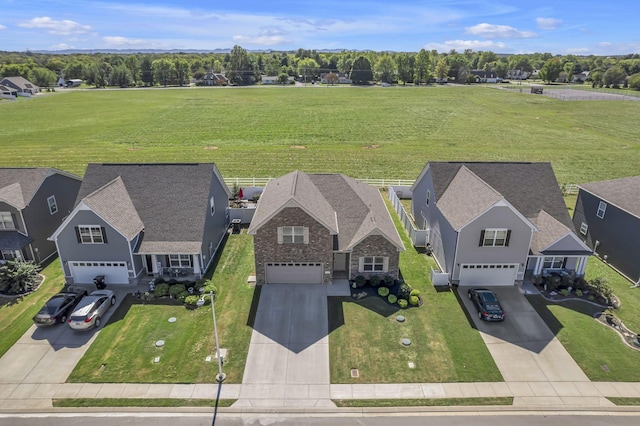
[[398, 299, 408, 309], [178, 290, 191, 303], [387, 294, 398, 304], [0, 260, 41, 294], [200, 279, 217, 295], [369, 274, 380, 287], [410, 289, 420, 296], [169, 284, 186, 298], [383, 275, 395, 287], [184, 295, 201, 307], [154, 277, 165, 284], [409, 295, 420, 306], [575, 289, 583, 297], [354, 275, 366, 288], [560, 289, 570, 297], [154, 283, 170, 297], [588, 277, 612, 301], [167, 279, 178, 285], [378, 287, 390, 297], [397, 283, 412, 300]]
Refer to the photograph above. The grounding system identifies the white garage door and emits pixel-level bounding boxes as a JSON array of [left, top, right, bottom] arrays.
[[70, 261, 129, 284], [458, 263, 518, 286], [265, 262, 323, 284]]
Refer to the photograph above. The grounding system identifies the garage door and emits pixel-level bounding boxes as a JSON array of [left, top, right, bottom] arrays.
[[458, 263, 518, 286], [69, 261, 129, 284], [265, 262, 323, 284]]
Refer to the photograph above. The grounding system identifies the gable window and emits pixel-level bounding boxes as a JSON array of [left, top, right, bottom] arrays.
[[543, 257, 565, 269], [169, 254, 192, 268], [596, 201, 607, 219], [426, 190, 431, 205], [580, 222, 588, 235], [359, 256, 388, 272], [480, 229, 510, 247], [76, 226, 107, 244], [47, 195, 58, 215], [210, 196, 215, 216], [277, 226, 309, 244], [0, 212, 15, 229]]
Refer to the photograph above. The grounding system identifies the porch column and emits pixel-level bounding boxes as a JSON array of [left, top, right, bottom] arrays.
[[151, 255, 158, 274], [576, 256, 587, 276], [192, 255, 201, 278], [534, 257, 543, 275]]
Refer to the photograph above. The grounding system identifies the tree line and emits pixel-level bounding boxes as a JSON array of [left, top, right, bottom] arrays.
[[1, 46, 639, 90]]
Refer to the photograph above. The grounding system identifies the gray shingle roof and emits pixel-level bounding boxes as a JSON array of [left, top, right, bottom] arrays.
[[0, 76, 38, 90], [529, 210, 572, 254], [77, 163, 223, 253], [0, 168, 54, 209], [249, 171, 404, 251], [428, 162, 573, 229], [579, 176, 640, 219]]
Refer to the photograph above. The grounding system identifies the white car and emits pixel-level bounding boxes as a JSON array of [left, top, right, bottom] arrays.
[[68, 289, 116, 330]]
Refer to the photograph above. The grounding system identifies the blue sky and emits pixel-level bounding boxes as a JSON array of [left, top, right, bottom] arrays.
[[0, 0, 637, 54]]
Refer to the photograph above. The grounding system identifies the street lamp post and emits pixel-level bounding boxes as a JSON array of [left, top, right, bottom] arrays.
[[199, 291, 226, 382]]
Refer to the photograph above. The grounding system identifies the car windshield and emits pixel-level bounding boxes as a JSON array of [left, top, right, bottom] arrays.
[[480, 292, 498, 303], [43, 296, 65, 313]]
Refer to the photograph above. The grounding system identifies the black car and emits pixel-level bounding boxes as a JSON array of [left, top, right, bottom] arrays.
[[33, 287, 87, 327], [467, 288, 505, 321]]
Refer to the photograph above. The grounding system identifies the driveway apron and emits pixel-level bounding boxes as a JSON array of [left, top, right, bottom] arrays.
[[237, 284, 332, 407]]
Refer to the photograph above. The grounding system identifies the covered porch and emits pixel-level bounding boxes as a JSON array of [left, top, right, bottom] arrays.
[[527, 254, 589, 277], [137, 252, 203, 281], [0, 231, 33, 263]]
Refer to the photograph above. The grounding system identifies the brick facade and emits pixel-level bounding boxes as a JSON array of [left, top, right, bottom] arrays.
[[253, 207, 334, 284], [350, 235, 400, 280]]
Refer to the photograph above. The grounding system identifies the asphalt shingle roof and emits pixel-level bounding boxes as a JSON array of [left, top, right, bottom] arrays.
[[579, 176, 640, 219], [77, 163, 223, 253], [0, 168, 53, 209]]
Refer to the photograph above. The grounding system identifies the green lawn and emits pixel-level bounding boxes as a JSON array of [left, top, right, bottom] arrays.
[[0, 259, 66, 358], [334, 397, 513, 407], [328, 198, 502, 384], [67, 232, 255, 383], [1, 86, 639, 184]]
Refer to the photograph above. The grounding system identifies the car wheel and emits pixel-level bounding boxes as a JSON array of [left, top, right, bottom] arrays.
[[111, 296, 116, 305], [478, 311, 483, 320], [468, 291, 472, 299], [60, 314, 67, 324], [95, 317, 101, 328]]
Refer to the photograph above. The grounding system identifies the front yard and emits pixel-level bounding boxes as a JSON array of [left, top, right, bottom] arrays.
[[67, 232, 256, 383], [329, 199, 503, 383]]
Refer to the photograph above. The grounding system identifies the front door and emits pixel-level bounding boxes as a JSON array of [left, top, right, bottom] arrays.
[[333, 253, 348, 272], [145, 255, 154, 275]]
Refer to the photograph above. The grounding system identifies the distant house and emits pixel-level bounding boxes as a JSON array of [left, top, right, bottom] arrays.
[[320, 73, 352, 84], [506, 70, 530, 80], [470, 70, 498, 83], [0, 168, 82, 264], [572, 176, 640, 285], [65, 79, 83, 88], [201, 72, 228, 86], [50, 163, 231, 285], [248, 171, 404, 285], [0, 76, 40, 95], [0, 84, 17, 100], [261, 75, 277, 84]]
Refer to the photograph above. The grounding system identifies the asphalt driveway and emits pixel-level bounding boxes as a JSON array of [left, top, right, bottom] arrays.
[[460, 286, 590, 383]]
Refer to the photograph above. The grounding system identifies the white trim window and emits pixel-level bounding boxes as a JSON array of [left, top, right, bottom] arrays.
[[580, 222, 588, 235], [1, 249, 23, 261], [596, 201, 607, 219], [426, 190, 431, 205], [543, 256, 565, 269], [77, 225, 106, 244], [359, 256, 388, 273], [169, 254, 192, 268], [210, 196, 215, 216], [0, 212, 15, 229], [480, 229, 510, 247], [47, 195, 58, 215], [277, 226, 309, 244]]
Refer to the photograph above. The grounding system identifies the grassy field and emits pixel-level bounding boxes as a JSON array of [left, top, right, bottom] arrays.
[[1, 86, 639, 184]]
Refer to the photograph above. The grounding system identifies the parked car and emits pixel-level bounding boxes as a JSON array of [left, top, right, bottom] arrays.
[[33, 287, 88, 327], [68, 289, 116, 330], [468, 288, 505, 321]]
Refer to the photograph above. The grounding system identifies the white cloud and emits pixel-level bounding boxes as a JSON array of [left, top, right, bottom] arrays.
[[465, 23, 536, 39], [425, 40, 507, 52], [597, 41, 612, 47], [0, 24, 7, 30], [50, 43, 75, 50], [102, 36, 152, 48], [18, 17, 91, 35], [536, 17, 562, 30], [566, 47, 589, 53]]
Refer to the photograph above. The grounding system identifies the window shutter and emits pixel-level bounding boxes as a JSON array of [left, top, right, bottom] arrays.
[[277, 227, 283, 244], [358, 257, 364, 272], [383, 257, 389, 272], [505, 230, 511, 247], [479, 230, 485, 246], [303, 227, 309, 244], [75, 226, 81, 243], [101, 226, 108, 244]]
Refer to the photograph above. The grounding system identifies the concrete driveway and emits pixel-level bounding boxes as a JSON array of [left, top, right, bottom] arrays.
[[460, 286, 590, 383], [237, 284, 332, 407]]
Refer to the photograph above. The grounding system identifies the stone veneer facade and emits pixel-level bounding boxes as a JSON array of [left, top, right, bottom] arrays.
[[350, 234, 400, 280]]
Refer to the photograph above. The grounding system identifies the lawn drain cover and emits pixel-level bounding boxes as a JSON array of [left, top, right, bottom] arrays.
[[155, 340, 165, 347], [396, 315, 406, 323], [168, 317, 177, 323], [351, 369, 359, 378], [601, 364, 610, 372], [154, 356, 160, 363], [401, 338, 412, 346], [408, 362, 415, 369]]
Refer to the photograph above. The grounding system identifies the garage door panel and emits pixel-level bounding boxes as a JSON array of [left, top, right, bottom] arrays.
[[70, 261, 129, 284], [458, 263, 518, 286], [266, 263, 323, 284]]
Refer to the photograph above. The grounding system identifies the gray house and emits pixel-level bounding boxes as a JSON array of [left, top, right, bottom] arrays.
[[248, 171, 404, 285], [50, 163, 231, 285], [572, 176, 640, 284], [0, 168, 82, 264], [0, 76, 39, 95], [411, 162, 591, 286]]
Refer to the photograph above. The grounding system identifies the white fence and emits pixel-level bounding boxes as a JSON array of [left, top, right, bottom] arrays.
[[224, 177, 415, 188], [388, 187, 429, 247]]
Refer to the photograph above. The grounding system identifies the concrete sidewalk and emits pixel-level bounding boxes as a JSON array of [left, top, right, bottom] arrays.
[[2, 381, 640, 411]]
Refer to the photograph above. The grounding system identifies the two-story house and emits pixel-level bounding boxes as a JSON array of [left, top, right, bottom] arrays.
[[248, 171, 404, 285], [0, 168, 82, 264], [411, 162, 591, 286], [49, 163, 231, 285]]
